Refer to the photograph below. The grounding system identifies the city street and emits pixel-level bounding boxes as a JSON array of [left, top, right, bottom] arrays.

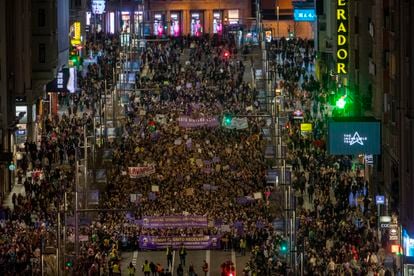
[[120, 250, 249, 275], [0, 0, 412, 275]]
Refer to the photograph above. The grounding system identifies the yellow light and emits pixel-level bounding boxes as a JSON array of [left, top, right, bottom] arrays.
[[300, 123, 313, 132], [74, 22, 81, 40]]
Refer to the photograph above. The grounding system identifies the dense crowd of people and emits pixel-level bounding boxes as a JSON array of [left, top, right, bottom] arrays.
[[0, 30, 398, 275]]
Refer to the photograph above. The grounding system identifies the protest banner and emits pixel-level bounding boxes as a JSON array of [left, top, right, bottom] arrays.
[[223, 117, 249, 130], [177, 116, 219, 128], [140, 215, 208, 228], [139, 235, 221, 250], [128, 165, 156, 178]]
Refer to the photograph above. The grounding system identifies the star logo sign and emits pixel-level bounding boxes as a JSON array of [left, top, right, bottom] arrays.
[[343, 132, 368, 146], [349, 132, 364, 145]]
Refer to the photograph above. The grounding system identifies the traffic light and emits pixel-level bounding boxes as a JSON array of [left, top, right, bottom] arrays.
[[69, 46, 82, 66], [279, 240, 288, 254], [223, 50, 230, 59], [65, 260, 73, 270], [335, 96, 347, 109], [223, 114, 232, 126]]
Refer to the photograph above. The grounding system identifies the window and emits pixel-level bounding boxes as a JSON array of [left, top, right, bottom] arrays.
[[38, 9, 46, 27], [75, 0, 81, 6], [39, 43, 46, 63]]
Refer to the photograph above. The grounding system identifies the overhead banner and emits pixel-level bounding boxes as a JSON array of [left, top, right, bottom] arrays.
[[140, 215, 208, 228], [128, 165, 156, 178], [139, 235, 221, 250], [336, 0, 349, 75], [328, 118, 381, 155], [45, 68, 77, 93], [177, 116, 219, 128], [223, 117, 249, 130]]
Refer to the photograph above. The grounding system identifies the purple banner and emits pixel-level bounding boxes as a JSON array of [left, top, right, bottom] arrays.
[[141, 215, 208, 228], [139, 235, 221, 250], [177, 116, 219, 128]]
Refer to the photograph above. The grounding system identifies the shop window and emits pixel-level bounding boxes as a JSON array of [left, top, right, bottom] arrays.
[[190, 13, 202, 36]]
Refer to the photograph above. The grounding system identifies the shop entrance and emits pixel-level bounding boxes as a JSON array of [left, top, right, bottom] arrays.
[[170, 12, 181, 36], [190, 12, 203, 36], [153, 13, 165, 36], [213, 11, 223, 34]]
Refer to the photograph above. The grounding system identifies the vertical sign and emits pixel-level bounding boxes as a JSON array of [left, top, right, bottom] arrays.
[[74, 22, 81, 40], [336, 0, 349, 75]]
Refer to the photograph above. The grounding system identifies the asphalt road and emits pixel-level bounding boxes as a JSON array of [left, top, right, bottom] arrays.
[[120, 249, 250, 275]]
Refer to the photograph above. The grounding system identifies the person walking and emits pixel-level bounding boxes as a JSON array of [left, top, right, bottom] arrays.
[[240, 238, 246, 256], [177, 264, 184, 276], [127, 262, 136, 276], [202, 260, 209, 276], [142, 260, 151, 276], [166, 245, 173, 268], [179, 244, 187, 266]]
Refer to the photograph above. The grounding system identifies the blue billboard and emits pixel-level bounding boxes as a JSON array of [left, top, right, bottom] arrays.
[[328, 118, 381, 155], [294, 9, 316, 22]]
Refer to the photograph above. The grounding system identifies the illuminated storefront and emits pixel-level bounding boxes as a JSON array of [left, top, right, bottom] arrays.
[[154, 13, 165, 36], [134, 11, 143, 35], [121, 11, 131, 33], [213, 11, 223, 34], [190, 12, 203, 36], [227, 10, 240, 25], [170, 12, 181, 36]]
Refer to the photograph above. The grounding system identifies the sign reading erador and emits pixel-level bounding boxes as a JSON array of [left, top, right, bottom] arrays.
[[328, 118, 381, 155], [336, 0, 349, 75]]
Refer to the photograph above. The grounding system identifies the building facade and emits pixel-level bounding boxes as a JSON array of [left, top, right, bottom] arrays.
[[0, 0, 33, 195], [0, 0, 69, 195], [317, 0, 414, 241], [142, 0, 251, 36], [32, 0, 70, 138]]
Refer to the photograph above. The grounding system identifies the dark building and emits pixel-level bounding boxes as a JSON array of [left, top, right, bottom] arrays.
[[316, 0, 414, 251], [0, 0, 69, 195]]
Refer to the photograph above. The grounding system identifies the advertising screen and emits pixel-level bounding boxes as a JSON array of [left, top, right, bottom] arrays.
[[328, 118, 381, 155], [294, 9, 316, 21]]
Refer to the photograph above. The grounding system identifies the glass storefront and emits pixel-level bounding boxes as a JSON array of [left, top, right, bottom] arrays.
[[213, 11, 223, 34], [154, 13, 165, 36], [121, 11, 131, 33], [170, 12, 181, 36], [190, 12, 203, 36]]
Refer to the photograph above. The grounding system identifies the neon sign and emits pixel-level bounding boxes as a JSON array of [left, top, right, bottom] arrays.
[[336, 0, 349, 75]]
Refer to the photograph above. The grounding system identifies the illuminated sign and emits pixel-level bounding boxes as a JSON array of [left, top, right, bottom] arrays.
[[74, 22, 81, 40], [300, 123, 312, 132], [91, 0, 106, 15], [328, 118, 381, 155], [336, 0, 349, 75], [376, 195, 385, 205], [294, 9, 316, 21]]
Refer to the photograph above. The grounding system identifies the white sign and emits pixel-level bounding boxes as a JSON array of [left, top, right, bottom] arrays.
[[344, 131, 367, 146], [57, 72, 64, 89], [253, 192, 263, 200]]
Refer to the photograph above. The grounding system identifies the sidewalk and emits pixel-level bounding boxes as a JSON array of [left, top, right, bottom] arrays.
[[3, 180, 26, 210]]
